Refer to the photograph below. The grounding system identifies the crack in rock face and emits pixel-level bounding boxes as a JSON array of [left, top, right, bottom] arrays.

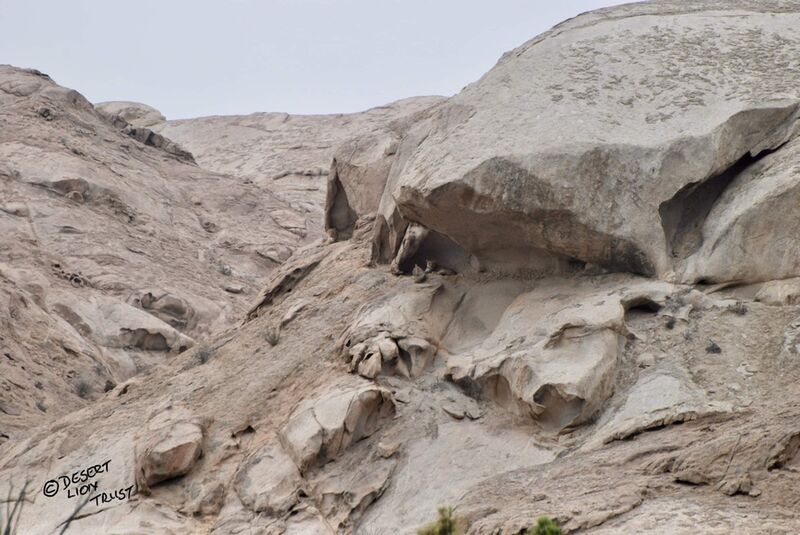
[[9, 3, 800, 535], [359, 9, 800, 284], [340, 272, 680, 434], [279, 383, 396, 473], [234, 443, 303, 515], [386, 102, 800, 282]]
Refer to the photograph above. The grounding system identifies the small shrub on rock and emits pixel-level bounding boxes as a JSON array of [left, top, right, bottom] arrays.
[[197, 345, 215, 364], [74, 379, 92, 399], [418, 506, 459, 535], [729, 301, 748, 316], [526, 516, 563, 535]]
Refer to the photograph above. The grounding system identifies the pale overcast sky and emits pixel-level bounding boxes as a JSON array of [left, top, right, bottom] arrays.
[[1, 1, 621, 119]]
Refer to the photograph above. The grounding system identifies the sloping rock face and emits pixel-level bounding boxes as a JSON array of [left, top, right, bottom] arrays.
[[142, 96, 445, 239], [325, 101, 444, 241], [367, 1, 800, 283], [8, 229, 800, 534], [0, 66, 325, 437], [95, 101, 166, 128], [0, 67, 426, 439], [97, 107, 196, 164], [7, 2, 800, 535]]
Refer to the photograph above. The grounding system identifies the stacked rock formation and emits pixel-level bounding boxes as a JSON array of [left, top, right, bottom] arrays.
[[3, 2, 800, 533]]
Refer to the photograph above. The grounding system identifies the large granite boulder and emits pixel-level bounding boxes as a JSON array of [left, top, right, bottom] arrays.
[[95, 101, 166, 128], [279, 381, 396, 473], [324, 98, 444, 241], [375, 1, 800, 284]]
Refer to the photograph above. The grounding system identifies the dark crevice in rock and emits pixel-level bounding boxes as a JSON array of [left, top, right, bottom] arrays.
[[767, 431, 800, 470], [371, 206, 410, 266], [532, 384, 585, 432], [324, 164, 357, 241], [659, 101, 800, 266], [401, 173, 655, 276], [659, 148, 775, 261], [390, 222, 428, 274], [622, 296, 663, 317], [397, 345, 413, 377], [396, 228, 471, 274], [449, 375, 485, 401]]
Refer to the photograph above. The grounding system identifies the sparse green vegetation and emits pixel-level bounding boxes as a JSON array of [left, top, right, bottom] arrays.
[[197, 345, 215, 364], [418, 506, 459, 535], [729, 301, 748, 316], [74, 379, 91, 399], [526, 516, 563, 535]]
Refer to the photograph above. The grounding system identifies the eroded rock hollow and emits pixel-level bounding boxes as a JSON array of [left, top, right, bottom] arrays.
[[4, 1, 800, 533]]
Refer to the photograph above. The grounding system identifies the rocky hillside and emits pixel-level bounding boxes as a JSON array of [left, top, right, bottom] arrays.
[[0, 66, 436, 440], [4, 1, 800, 533], [98, 96, 445, 238]]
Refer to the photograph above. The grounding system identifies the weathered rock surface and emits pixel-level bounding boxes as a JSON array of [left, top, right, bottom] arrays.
[[96, 101, 166, 128], [339, 278, 461, 379], [587, 367, 731, 446], [144, 96, 444, 240], [279, 380, 396, 473], [136, 420, 204, 493], [446, 277, 671, 431], [0, 65, 418, 437], [235, 443, 303, 515], [6, 2, 800, 534], [371, 1, 800, 285], [325, 100, 443, 241], [97, 106, 196, 164], [755, 277, 800, 305], [0, 64, 303, 435]]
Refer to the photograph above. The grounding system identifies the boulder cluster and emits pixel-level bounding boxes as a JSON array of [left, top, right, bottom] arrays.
[[4, 1, 800, 533]]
